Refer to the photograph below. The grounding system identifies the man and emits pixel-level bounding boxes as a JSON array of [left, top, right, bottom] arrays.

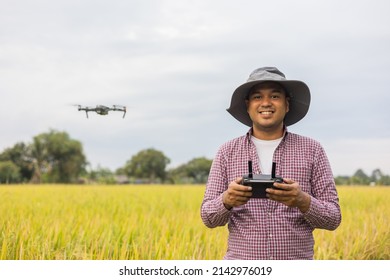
[[201, 67, 341, 259]]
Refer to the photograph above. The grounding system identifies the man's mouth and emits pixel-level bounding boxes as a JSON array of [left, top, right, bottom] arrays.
[[258, 110, 274, 115]]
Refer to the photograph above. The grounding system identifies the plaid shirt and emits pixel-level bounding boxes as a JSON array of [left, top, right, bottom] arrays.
[[201, 128, 341, 260]]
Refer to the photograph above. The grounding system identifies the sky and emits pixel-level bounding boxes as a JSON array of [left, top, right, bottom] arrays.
[[0, 0, 389, 177]]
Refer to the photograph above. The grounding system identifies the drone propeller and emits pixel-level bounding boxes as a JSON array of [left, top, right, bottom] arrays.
[[112, 105, 127, 118]]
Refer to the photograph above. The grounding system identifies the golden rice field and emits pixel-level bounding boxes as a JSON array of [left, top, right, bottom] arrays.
[[0, 185, 389, 260]]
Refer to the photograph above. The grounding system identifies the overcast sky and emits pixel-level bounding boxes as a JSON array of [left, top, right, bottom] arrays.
[[1, 0, 389, 177]]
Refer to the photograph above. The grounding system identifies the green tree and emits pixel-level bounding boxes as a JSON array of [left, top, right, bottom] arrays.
[[30, 130, 87, 183], [371, 169, 383, 182], [185, 157, 212, 183], [350, 169, 370, 185], [0, 161, 21, 183], [88, 165, 116, 184], [370, 169, 390, 186], [124, 148, 170, 183], [0, 142, 34, 182], [334, 175, 350, 185], [168, 157, 212, 184]]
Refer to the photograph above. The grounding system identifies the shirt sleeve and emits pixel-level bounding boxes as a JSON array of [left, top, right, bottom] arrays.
[[200, 146, 232, 228], [303, 144, 342, 230]]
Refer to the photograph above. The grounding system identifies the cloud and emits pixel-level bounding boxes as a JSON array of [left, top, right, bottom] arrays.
[[0, 0, 389, 176]]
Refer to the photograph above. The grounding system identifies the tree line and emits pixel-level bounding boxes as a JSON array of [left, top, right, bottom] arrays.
[[0, 129, 212, 184], [335, 169, 390, 186], [1, 129, 389, 185]]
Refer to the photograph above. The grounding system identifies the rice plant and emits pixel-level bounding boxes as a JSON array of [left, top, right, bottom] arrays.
[[0, 185, 388, 260]]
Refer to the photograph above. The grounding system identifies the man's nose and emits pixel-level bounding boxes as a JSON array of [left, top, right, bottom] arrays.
[[260, 97, 272, 106]]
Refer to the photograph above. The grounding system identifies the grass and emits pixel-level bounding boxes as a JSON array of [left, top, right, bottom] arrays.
[[0, 185, 389, 260]]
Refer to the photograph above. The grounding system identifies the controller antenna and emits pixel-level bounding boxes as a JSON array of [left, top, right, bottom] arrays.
[[271, 162, 276, 179], [248, 161, 253, 179]]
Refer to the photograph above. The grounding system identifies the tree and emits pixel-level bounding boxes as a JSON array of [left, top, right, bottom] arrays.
[[370, 169, 390, 186], [124, 148, 170, 183], [87, 165, 116, 184], [30, 130, 87, 183], [0, 161, 21, 183], [0, 142, 34, 182], [351, 169, 370, 185], [185, 157, 212, 183], [335, 168, 390, 186], [334, 176, 350, 185], [168, 157, 212, 184], [371, 169, 383, 181]]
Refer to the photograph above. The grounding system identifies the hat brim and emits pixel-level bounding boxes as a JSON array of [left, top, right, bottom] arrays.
[[226, 80, 311, 126]]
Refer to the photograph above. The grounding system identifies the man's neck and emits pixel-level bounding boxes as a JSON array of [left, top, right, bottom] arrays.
[[252, 125, 285, 140]]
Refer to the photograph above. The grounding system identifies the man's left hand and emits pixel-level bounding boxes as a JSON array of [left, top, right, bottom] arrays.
[[266, 178, 311, 213]]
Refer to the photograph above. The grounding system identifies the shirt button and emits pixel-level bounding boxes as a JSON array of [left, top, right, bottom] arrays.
[[269, 234, 273, 238]]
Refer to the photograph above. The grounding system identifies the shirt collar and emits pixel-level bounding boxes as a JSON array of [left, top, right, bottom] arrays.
[[246, 126, 289, 141]]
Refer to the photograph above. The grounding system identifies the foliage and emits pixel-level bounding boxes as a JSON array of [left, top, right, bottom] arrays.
[[335, 168, 390, 186], [0, 185, 389, 260], [168, 157, 212, 184], [0, 142, 33, 182], [0, 161, 20, 183], [1, 130, 388, 185], [123, 148, 171, 183], [86, 165, 116, 184], [0, 130, 87, 184], [30, 130, 87, 183]]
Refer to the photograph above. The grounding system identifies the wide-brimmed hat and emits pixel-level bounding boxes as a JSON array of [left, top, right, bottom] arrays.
[[226, 67, 311, 126]]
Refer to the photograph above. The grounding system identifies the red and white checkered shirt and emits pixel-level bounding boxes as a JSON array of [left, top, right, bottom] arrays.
[[201, 128, 341, 260]]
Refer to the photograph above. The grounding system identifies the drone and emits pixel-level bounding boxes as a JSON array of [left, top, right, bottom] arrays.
[[77, 105, 127, 118]]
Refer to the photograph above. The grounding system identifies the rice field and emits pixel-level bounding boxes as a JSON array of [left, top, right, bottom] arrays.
[[0, 185, 389, 260]]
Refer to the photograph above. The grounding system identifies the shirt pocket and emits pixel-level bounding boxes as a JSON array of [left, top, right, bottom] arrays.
[[282, 161, 312, 193]]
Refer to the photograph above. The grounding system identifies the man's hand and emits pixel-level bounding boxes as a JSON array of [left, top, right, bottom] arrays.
[[266, 178, 311, 213], [222, 177, 252, 210]]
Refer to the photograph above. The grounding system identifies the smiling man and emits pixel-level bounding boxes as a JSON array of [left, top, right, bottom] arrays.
[[201, 67, 341, 260]]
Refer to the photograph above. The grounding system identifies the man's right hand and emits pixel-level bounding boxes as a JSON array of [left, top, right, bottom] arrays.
[[222, 177, 252, 210]]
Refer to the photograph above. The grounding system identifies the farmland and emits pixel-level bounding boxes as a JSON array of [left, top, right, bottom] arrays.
[[0, 185, 389, 260]]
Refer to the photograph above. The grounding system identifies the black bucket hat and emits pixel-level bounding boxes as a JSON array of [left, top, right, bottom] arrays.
[[226, 67, 311, 126]]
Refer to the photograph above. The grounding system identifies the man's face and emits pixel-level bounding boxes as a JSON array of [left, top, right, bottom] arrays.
[[245, 82, 290, 133]]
